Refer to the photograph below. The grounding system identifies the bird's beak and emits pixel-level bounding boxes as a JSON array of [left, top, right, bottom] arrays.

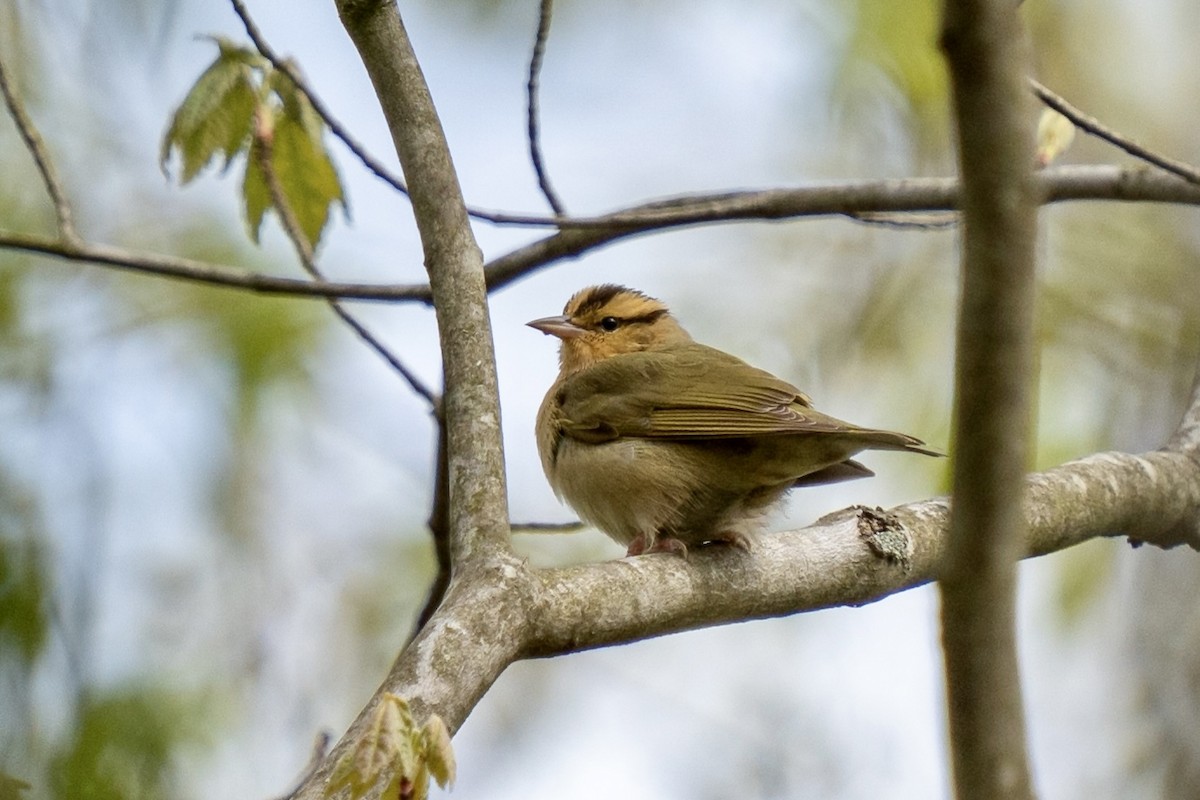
[[526, 315, 586, 339]]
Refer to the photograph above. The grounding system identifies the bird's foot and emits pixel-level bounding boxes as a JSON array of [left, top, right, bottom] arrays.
[[706, 530, 754, 551], [626, 534, 688, 558]]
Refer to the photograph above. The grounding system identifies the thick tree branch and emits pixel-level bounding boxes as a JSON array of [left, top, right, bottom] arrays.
[[335, 1, 509, 561], [940, 1, 1039, 797], [294, 435, 1200, 798], [3, 167, 1199, 303]]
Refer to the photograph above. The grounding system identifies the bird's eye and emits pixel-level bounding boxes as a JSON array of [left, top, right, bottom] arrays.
[[599, 316, 621, 332]]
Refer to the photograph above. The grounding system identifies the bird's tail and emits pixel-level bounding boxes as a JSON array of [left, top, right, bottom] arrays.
[[857, 429, 944, 458]]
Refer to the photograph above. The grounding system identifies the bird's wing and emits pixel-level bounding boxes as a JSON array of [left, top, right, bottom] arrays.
[[555, 344, 864, 442]]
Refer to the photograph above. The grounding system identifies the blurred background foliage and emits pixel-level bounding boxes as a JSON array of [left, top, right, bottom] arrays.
[[0, 0, 1198, 798]]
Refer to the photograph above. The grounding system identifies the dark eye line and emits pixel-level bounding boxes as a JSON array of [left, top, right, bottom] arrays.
[[595, 308, 667, 332]]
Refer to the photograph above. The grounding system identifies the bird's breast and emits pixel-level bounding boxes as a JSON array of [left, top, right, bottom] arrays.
[[552, 437, 692, 546]]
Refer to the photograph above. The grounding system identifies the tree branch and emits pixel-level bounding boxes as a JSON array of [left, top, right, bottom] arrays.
[[4, 167, 1199, 303], [526, 0, 566, 215], [0, 229, 430, 300], [251, 111, 441, 413], [1031, 79, 1200, 185], [412, 414, 452, 639], [293, 436, 1200, 798], [335, 0, 510, 562], [940, 0, 1038, 797], [229, 0, 568, 228], [0, 53, 79, 244], [229, 0, 411, 199]]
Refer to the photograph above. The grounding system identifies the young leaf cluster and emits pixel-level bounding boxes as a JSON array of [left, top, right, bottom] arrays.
[[327, 693, 455, 800], [160, 38, 345, 250]]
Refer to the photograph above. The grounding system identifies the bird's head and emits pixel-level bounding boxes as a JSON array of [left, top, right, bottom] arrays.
[[527, 284, 692, 374]]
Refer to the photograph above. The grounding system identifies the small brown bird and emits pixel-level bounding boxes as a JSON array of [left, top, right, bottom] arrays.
[[529, 285, 940, 557]]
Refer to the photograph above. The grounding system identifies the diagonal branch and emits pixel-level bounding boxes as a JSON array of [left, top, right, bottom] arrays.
[[229, 0, 565, 227], [0, 54, 80, 244], [252, 113, 440, 414], [230, 0, 412, 198], [1031, 78, 1200, 185]]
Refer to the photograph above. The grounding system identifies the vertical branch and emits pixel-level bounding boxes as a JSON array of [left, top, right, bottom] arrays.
[[412, 413, 452, 639], [335, 0, 511, 565], [939, 1, 1039, 799], [527, 0, 566, 214]]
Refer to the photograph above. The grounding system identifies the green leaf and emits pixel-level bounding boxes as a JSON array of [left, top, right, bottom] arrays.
[[421, 715, 456, 790], [165, 39, 345, 249], [161, 38, 263, 183], [325, 695, 451, 800], [241, 135, 272, 244], [267, 101, 346, 248], [328, 694, 413, 800], [238, 91, 345, 249], [269, 67, 325, 143]]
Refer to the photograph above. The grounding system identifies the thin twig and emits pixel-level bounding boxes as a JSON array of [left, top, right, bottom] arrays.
[[1030, 78, 1200, 185], [511, 520, 587, 534], [0, 229, 432, 300], [252, 116, 442, 415], [526, 0, 566, 214], [0, 54, 80, 244], [278, 731, 331, 800], [230, 0, 411, 196], [412, 416, 452, 641], [230, 0, 563, 227], [845, 210, 959, 229]]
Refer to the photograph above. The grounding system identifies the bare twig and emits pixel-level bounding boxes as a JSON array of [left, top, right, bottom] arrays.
[[412, 416, 452, 640], [230, 0, 412, 197], [0, 230, 431, 300], [1030, 78, 1200, 185], [230, 0, 567, 228], [252, 117, 441, 414], [846, 210, 959, 229], [511, 520, 587, 534], [0, 54, 79, 244], [278, 731, 331, 800], [526, 0, 566, 214]]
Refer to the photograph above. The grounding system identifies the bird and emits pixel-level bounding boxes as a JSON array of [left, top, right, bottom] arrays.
[[529, 284, 941, 557]]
